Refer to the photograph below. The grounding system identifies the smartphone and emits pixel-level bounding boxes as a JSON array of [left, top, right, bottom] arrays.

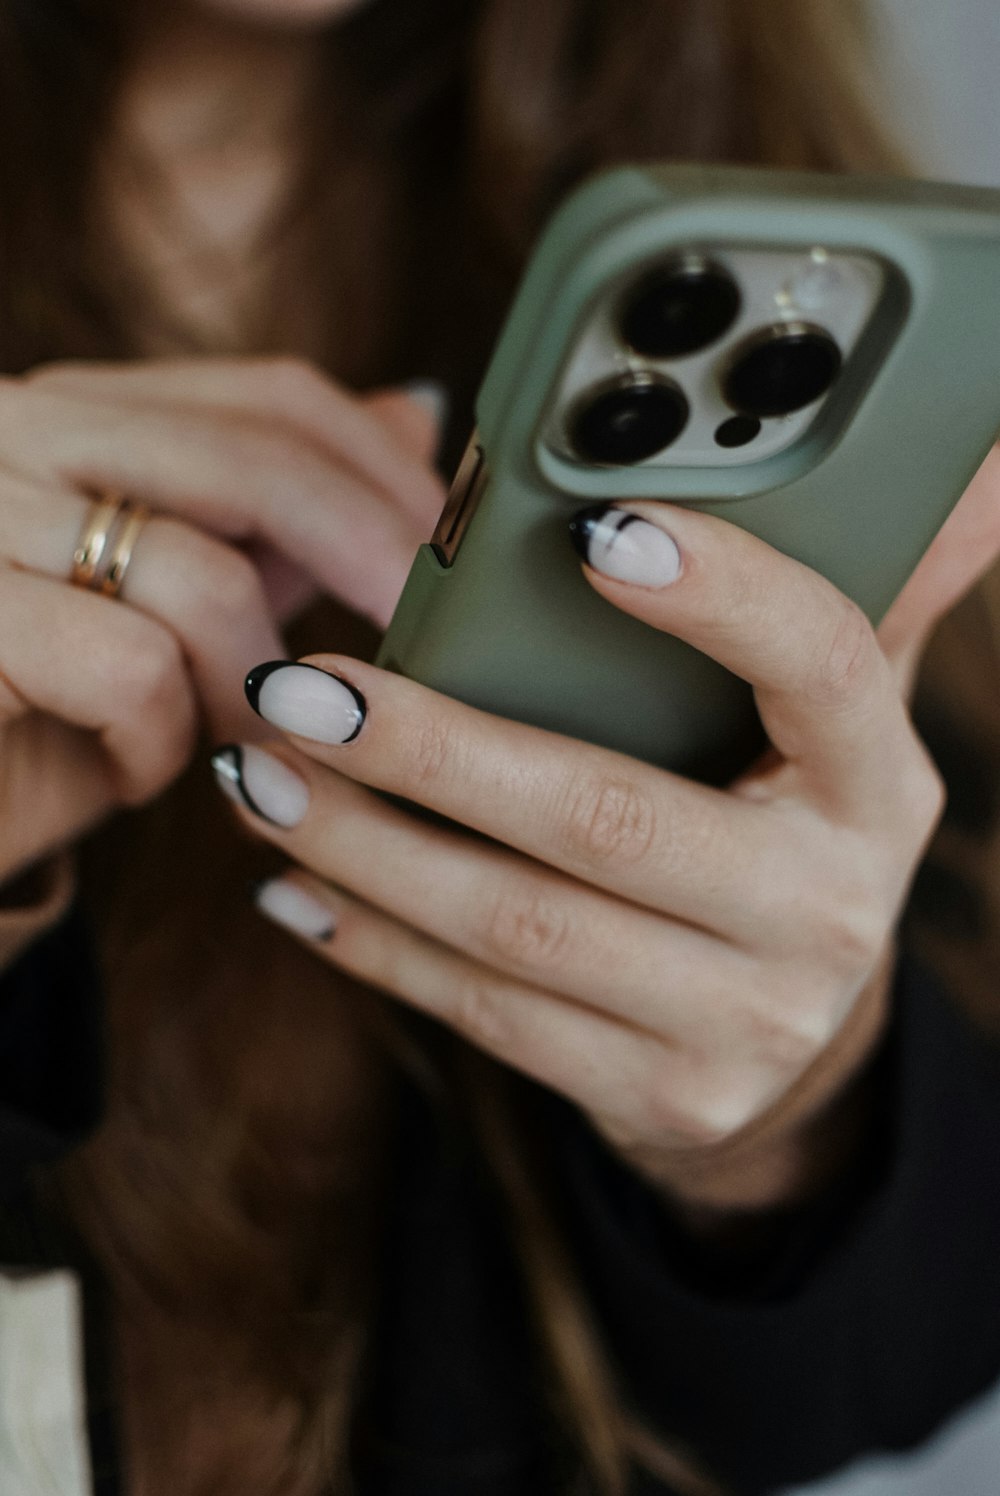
[[377, 164, 1000, 785]]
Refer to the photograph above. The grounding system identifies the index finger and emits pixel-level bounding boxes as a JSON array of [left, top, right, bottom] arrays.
[[571, 502, 930, 825], [0, 386, 425, 626], [243, 654, 786, 939], [27, 358, 446, 527]]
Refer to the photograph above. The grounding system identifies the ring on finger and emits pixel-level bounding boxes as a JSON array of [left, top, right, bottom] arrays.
[[70, 491, 152, 600]]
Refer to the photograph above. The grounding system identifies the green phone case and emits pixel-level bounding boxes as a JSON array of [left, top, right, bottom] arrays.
[[377, 165, 1000, 783]]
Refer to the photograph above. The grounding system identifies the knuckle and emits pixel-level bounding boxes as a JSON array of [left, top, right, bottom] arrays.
[[812, 889, 887, 977], [697, 1077, 774, 1144], [898, 740, 948, 835], [410, 714, 458, 789], [743, 978, 837, 1071], [156, 529, 270, 637], [812, 602, 875, 704], [481, 884, 572, 973], [452, 976, 514, 1055], [643, 1066, 743, 1148], [560, 772, 657, 873]]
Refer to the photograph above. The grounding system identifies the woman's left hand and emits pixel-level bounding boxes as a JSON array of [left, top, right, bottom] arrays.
[[212, 460, 1000, 1212]]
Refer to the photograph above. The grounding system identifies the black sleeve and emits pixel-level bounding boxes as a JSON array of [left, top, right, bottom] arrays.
[[0, 900, 104, 1188], [542, 950, 1000, 1494]]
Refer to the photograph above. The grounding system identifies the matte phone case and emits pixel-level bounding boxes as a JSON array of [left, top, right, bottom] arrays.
[[377, 165, 1000, 783]]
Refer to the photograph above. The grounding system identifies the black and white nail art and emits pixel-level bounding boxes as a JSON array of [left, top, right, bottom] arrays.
[[569, 504, 682, 587], [244, 661, 367, 745], [212, 744, 310, 828]]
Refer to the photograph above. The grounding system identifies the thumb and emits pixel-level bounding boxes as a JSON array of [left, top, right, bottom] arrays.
[[364, 380, 450, 465], [876, 444, 1000, 699]]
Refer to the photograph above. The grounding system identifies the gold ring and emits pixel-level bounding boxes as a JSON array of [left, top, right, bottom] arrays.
[[70, 491, 125, 589], [70, 492, 151, 600], [100, 500, 151, 599]]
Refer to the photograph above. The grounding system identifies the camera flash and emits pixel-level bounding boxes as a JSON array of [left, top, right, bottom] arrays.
[[779, 249, 845, 312]]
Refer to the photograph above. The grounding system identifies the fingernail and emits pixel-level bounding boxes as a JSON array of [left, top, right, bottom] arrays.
[[569, 505, 682, 587], [244, 661, 366, 745], [402, 378, 450, 431], [211, 744, 310, 829], [252, 878, 336, 942]]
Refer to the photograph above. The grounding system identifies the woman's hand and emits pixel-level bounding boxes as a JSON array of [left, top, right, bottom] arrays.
[[0, 357, 445, 887], [214, 452, 1000, 1211]]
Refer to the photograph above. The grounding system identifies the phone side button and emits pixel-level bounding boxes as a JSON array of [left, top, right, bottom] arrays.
[[431, 433, 488, 567]]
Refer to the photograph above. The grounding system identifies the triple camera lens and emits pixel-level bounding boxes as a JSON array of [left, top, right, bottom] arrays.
[[570, 378, 689, 466], [568, 255, 844, 465], [621, 256, 741, 359], [722, 323, 842, 419]]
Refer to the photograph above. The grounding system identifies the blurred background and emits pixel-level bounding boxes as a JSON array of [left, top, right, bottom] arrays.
[[870, 0, 1000, 185]]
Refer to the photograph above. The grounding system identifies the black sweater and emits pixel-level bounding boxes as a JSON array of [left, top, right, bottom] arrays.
[[2, 899, 1000, 1496]]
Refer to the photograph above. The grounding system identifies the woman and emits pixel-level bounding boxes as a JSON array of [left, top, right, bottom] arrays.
[[2, 1, 1000, 1493]]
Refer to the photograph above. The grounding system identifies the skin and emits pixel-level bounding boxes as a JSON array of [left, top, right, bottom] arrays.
[[0, 359, 444, 876], [225, 482, 988, 1206], [6, 0, 1000, 1214]]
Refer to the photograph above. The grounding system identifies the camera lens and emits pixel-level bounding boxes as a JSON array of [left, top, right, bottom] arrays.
[[570, 377, 689, 465], [621, 256, 741, 359], [715, 415, 762, 449], [722, 323, 842, 419]]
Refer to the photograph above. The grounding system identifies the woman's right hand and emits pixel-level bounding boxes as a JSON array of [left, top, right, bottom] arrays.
[[0, 357, 446, 887]]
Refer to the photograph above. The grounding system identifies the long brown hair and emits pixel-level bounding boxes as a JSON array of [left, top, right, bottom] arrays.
[[1, 2, 967, 1493]]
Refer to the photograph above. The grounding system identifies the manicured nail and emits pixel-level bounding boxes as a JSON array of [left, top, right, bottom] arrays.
[[244, 662, 366, 745], [402, 378, 450, 431], [252, 878, 336, 942], [569, 505, 682, 587], [211, 744, 310, 829]]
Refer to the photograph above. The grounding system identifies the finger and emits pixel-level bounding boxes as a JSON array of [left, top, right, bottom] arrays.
[[570, 502, 927, 827], [250, 872, 715, 1143], [0, 383, 428, 627], [232, 380, 450, 628], [212, 743, 752, 1039], [0, 479, 284, 741], [26, 359, 446, 528], [0, 382, 428, 628], [235, 539, 323, 628], [0, 713, 121, 878], [876, 444, 1000, 664], [241, 656, 812, 943], [364, 385, 447, 466], [0, 564, 199, 804]]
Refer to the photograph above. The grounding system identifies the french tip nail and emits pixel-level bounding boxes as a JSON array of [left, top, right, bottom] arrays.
[[211, 742, 247, 780], [244, 660, 291, 715], [568, 504, 612, 561], [242, 661, 368, 745]]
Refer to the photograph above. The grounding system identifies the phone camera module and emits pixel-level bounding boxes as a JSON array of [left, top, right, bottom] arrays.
[[621, 256, 741, 359], [570, 376, 689, 465], [715, 415, 762, 449], [723, 322, 842, 419]]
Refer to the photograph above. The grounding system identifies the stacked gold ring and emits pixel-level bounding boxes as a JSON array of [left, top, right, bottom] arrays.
[[70, 491, 152, 599]]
